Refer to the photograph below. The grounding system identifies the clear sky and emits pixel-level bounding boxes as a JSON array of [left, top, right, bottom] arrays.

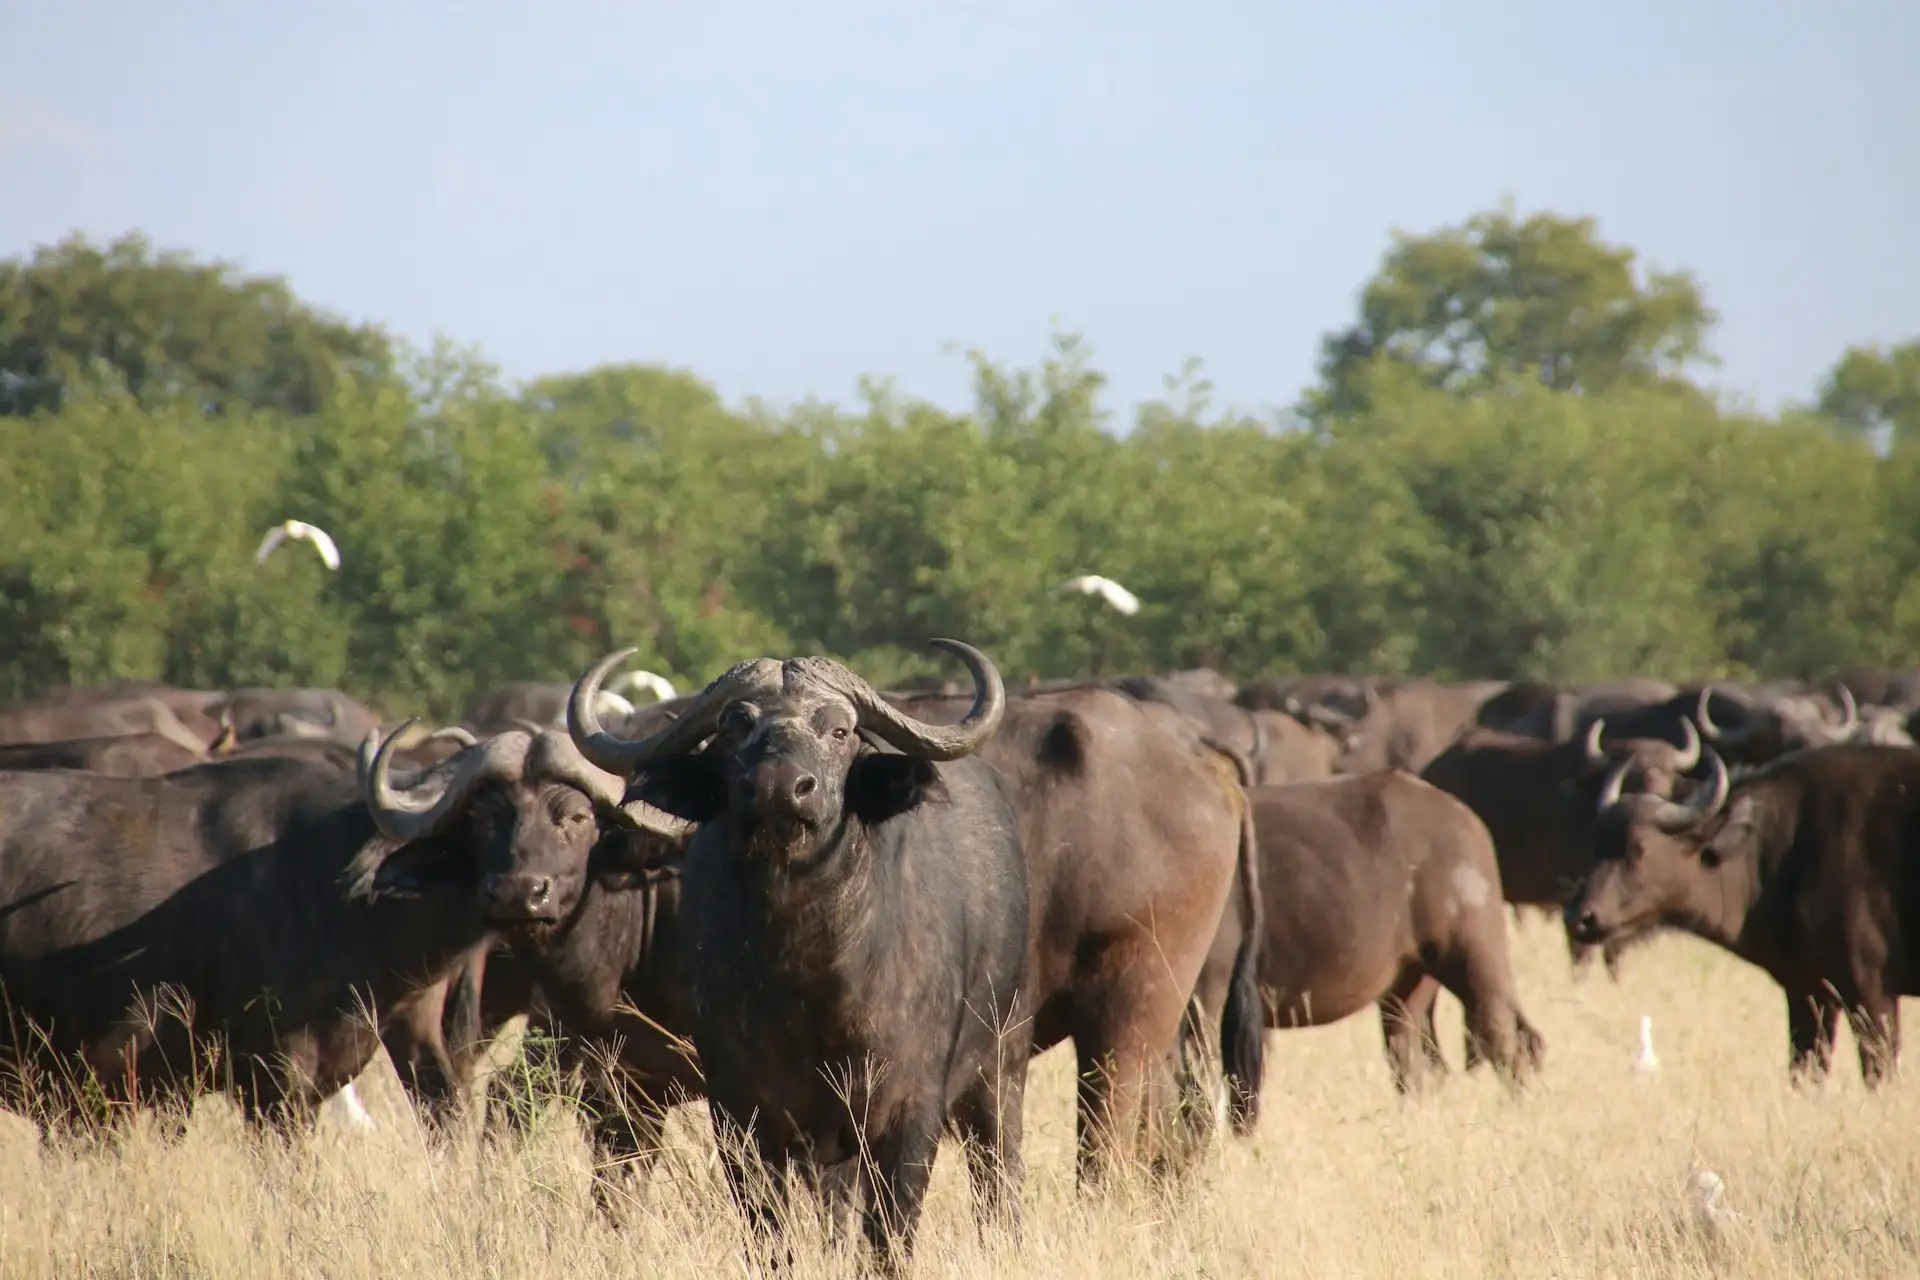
[[3, 1, 1915, 421]]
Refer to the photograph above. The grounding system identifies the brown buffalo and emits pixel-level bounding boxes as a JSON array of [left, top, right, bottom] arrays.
[[1569, 744, 1920, 1086], [1201, 771, 1542, 1108], [1419, 717, 1704, 977], [887, 683, 1264, 1181], [1474, 679, 1680, 743], [1245, 709, 1339, 784], [1265, 678, 1508, 775], [214, 687, 383, 748], [0, 695, 209, 753], [0, 732, 204, 776]]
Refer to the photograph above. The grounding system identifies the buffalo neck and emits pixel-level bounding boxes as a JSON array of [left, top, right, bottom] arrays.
[[1679, 791, 1794, 959], [303, 806, 500, 1022], [724, 811, 886, 989]]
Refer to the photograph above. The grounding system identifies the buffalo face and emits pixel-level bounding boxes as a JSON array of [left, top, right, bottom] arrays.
[[567, 639, 1005, 865], [353, 722, 688, 929], [1567, 748, 1730, 945]]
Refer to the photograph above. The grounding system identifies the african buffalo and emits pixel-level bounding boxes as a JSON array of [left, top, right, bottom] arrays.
[[1568, 744, 1920, 1085], [1111, 674, 1266, 766], [1206, 772, 1543, 1107], [1245, 709, 1339, 784], [214, 687, 382, 748], [0, 696, 209, 754], [0, 724, 664, 1130], [0, 733, 204, 776], [886, 682, 1262, 1180], [1475, 679, 1679, 742], [1265, 678, 1509, 774], [569, 640, 1029, 1265], [1420, 717, 1704, 977], [1583, 683, 1857, 767]]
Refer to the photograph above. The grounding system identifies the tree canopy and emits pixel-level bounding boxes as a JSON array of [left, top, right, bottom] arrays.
[[1, 212, 1912, 718], [0, 232, 394, 416], [1311, 205, 1717, 417]]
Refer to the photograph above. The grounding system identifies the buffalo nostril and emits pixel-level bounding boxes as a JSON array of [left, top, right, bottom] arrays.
[[530, 878, 551, 906], [790, 775, 817, 800]]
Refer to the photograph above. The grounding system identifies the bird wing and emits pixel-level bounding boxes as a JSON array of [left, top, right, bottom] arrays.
[[255, 525, 289, 564], [300, 524, 342, 570]]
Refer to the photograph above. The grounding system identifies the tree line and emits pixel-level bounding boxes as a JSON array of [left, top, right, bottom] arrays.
[[3, 208, 1917, 720]]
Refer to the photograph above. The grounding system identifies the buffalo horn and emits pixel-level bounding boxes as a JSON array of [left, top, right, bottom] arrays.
[[839, 639, 1005, 761], [1652, 748, 1729, 833], [1584, 717, 1608, 765], [361, 718, 515, 842], [1672, 717, 1701, 772]]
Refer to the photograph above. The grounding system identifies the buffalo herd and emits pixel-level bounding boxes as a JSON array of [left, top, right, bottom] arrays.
[[2, 658, 1916, 1266]]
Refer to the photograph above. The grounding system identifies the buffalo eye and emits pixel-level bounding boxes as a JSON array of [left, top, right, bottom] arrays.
[[830, 726, 849, 742], [1699, 845, 1722, 869], [720, 703, 755, 736]]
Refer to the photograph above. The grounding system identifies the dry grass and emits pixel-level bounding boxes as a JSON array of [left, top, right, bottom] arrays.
[[2, 917, 1916, 1278]]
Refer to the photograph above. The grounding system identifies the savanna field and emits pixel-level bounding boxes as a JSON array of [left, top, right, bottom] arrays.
[[1, 918, 1910, 1279]]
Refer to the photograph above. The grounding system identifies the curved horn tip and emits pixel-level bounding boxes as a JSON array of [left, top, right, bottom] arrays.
[[1596, 758, 1632, 816], [1691, 748, 1731, 819], [1674, 716, 1702, 770], [1584, 717, 1607, 764], [569, 648, 641, 736]]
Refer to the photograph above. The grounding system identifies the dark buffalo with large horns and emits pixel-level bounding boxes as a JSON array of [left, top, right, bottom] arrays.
[[568, 640, 1028, 1267], [1568, 743, 1920, 1085], [0, 723, 668, 1130]]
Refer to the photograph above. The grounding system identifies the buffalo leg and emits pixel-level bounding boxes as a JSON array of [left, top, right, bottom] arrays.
[[382, 980, 467, 1131], [859, 1112, 944, 1271], [1787, 991, 1840, 1084], [711, 1109, 795, 1264], [1377, 969, 1447, 1092], [1428, 945, 1528, 1085], [949, 1053, 1027, 1238]]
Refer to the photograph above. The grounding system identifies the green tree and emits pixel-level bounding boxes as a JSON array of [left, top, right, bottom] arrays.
[[1819, 340, 1920, 444], [1311, 204, 1717, 416], [0, 231, 393, 417]]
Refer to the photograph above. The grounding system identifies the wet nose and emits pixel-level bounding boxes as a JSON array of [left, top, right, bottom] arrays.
[[484, 873, 554, 918], [754, 761, 820, 816]]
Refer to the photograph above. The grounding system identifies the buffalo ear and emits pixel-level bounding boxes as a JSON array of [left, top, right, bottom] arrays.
[[627, 755, 727, 824], [847, 754, 947, 824], [344, 834, 467, 902], [590, 829, 686, 891]]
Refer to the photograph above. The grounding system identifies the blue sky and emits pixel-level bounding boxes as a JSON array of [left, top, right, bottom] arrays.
[[3, 1, 1914, 421]]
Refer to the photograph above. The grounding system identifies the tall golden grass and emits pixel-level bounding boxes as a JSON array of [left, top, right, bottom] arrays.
[[1, 917, 1914, 1278]]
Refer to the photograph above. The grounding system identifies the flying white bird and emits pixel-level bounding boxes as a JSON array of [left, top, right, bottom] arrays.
[[1635, 1014, 1661, 1073], [256, 519, 341, 571], [608, 669, 677, 703], [322, 1081, 377, 1133], [1057, 574, 1141, 616]]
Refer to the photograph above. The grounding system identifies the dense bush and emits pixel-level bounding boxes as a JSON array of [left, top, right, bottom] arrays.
[[2, 217, 1914, 720]]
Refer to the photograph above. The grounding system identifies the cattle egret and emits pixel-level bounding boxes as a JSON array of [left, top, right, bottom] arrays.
[[1689, 1170, 1747, 1240], [1635, 1014, 1661, 1073], [323, 1081, 377, 1132], [1057, 574, 1141, 616], [255, 519, 341, 571], [608, 669, 677, 703]]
